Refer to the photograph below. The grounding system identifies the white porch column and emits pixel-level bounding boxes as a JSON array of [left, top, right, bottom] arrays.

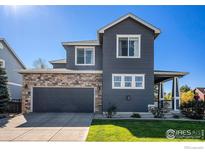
[[172, 77, 180, 111], [158, 82, 164, 108]]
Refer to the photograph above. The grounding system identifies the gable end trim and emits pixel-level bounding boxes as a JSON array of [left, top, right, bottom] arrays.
[[98, 13, 160, 35]]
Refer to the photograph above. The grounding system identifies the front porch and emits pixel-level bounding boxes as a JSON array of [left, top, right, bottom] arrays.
[[154, 70, 188, 112]]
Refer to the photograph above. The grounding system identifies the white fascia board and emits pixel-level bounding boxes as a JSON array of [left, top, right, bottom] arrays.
[[49, 59, 66, 64], [154, 71, 188, 76]]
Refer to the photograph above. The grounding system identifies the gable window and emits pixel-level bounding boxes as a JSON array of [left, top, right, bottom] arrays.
[[112, 74, 145, 89], [75, 47, 95, 65], [0, 59, 5, 68], [117, 35, 141, 58]]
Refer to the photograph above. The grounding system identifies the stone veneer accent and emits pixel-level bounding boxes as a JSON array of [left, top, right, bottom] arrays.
[[21, 73, 102, 113]]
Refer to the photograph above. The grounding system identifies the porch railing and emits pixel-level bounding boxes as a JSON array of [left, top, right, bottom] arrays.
[[154, 100, 172, 109], [163, 100, 172, 109]]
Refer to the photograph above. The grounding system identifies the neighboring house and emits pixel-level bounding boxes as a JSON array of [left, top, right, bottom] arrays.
[[194, 88, 205, 101], [0, 38, 26, 100], [19, 13, 188, 113]]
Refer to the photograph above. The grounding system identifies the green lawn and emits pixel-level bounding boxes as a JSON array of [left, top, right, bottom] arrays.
[[86, 119, 205, 142]]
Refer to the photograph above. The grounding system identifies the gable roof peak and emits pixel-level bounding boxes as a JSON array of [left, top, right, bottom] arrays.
[[98, 13, 161, 37], [0, 38, 26, 69], [196, 87, 205, 94]]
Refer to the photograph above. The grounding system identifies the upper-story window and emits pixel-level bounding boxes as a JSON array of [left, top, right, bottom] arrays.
[[116, 35, 141, 58], [0, 59, 5, 68], [75, 46, 95, 65]]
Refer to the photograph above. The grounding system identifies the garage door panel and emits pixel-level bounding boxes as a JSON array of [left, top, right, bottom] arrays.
[[33, 87, 94, 113]]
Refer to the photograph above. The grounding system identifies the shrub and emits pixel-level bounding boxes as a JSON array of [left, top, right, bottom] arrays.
[[181, 100, 205, 119], [149, 107, 164, 118], [105, 105, 117, 118], [172, 114, 180, 119], [181, 91, 194, 104], [131, 113, 141, 118]]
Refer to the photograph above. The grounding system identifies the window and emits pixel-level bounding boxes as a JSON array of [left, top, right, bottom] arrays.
[[117, 35, 140, 58], [124, 76, 132, 87], [0, 59, 5, 68], [135, 76, 143, 88], [75, 47, 95, 65], [112, 74, 144, 89], [113, 76, 121, 88]]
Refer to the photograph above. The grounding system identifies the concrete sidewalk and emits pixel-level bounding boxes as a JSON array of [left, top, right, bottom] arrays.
[[0, 113, 93, 141]]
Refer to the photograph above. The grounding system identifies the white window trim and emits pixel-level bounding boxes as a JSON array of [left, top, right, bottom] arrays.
[[112, 74, 145, 89], [116, 34, 141, 58], [0, 59, 5, 68], [75, 46, 95, 66]]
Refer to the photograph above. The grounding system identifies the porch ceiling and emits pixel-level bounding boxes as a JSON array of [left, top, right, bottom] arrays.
[[154, 70, 188, 84]]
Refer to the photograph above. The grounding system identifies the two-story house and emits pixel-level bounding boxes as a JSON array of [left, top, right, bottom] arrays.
[[0, 38, 26, 100], [20, 13, 188, 113]]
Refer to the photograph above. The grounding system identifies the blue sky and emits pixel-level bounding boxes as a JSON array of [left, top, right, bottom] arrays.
[[0, 5, 205, 91]]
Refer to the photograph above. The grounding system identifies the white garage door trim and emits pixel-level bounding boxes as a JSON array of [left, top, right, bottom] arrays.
[[31, 86, 96, 112]]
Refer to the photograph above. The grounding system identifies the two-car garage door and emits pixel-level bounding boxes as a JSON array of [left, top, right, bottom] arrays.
[[32, 87, 94, 113]]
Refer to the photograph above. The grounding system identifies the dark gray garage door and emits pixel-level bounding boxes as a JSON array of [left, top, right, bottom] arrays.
[[33, 87, 94, 113]]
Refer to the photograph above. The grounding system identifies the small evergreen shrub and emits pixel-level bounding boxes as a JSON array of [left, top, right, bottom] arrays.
[[173, 114, 180, 119], [131, 113, 141, 118], [149, 107, 164, 118], [105, 105, 117, 118]]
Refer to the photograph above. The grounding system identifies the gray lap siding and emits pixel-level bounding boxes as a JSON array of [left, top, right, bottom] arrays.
[[64, 45, 102, 70], [102, 17, 154, 112]]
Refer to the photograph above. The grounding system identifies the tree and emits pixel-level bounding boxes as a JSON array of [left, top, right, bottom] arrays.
[[180, 85, 191, 93], [181, 90, 194, 104], [0, 67, 10, 113], [33, 58, 48, 69], [164, 92, 172, 100]]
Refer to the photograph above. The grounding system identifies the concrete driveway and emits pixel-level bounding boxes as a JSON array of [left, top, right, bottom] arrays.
[[0, 113, 93, 141]]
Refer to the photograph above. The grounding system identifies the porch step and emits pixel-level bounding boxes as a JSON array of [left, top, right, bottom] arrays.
[[139, 112, 154, 118]]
